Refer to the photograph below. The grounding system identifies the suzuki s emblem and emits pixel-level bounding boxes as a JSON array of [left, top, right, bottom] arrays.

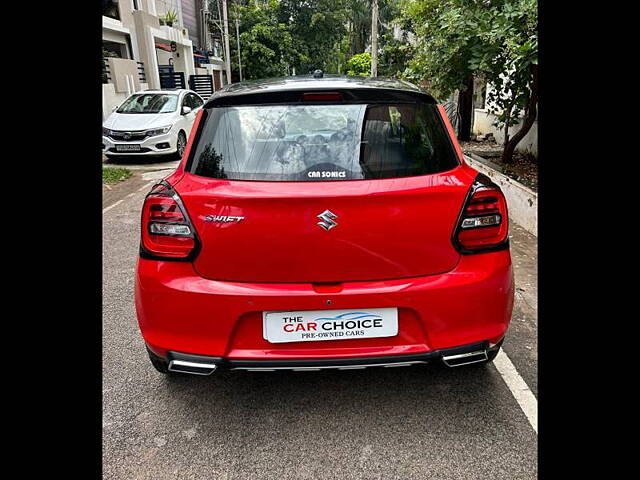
[[317, 210, 338, 231], [123, 133, 131, 140]]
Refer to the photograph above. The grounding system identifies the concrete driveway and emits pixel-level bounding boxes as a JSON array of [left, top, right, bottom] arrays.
[[103, 153, 180, 171], [103, 169, 538, 479]]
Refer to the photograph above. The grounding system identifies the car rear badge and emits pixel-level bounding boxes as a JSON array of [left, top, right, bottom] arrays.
[[204, 215, 245, 223], [317, 210, 338, 231]]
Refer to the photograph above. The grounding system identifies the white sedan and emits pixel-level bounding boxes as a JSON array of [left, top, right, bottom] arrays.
[[103, 89, 204, 159]]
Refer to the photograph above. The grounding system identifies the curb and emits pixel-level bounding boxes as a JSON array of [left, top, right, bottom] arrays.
[[464, 154, 537, 237]]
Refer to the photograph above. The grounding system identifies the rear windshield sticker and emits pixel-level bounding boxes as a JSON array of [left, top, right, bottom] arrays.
[[308, 171, 347, 178]]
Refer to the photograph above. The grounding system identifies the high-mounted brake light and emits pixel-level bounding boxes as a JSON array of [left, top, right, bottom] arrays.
[[302, 92, 343, 102], [140, 182, 199, 260], [453, 174, 509, 253]]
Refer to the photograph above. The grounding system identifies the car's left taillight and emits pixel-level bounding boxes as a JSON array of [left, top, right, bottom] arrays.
[[453, 173, 509, 254], [140, 182, 199, 261]]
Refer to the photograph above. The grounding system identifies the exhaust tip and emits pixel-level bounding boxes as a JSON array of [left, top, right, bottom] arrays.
[[168, 360, 217, 375], [442, 350, 488, 367]]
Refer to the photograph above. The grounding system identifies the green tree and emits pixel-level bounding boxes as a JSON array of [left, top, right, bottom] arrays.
[[477, 0, 538, 164], [344, 0, 371, 55], [371, 0, 417, 78], [227, 0, 303, 80], [279, 0, 349, 74], [378, 28, 415, 78], [224, 1, 417, 85], [400, 0, 483, 141], [401, 0, 538, 163], [346, 52, 371, 76]]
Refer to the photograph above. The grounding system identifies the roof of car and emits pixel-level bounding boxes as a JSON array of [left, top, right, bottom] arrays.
[[206, 74, 434, 106], [141, 89, 193, 95]]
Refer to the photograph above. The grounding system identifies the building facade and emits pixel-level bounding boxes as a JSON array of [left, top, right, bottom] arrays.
[[102, 0, 226, 119]]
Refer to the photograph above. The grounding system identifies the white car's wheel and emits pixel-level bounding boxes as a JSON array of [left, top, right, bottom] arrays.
[[176, 131, 187, 159]]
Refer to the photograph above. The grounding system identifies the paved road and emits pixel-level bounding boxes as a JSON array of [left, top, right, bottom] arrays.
[[103, 170, 538, 479], [103, 153, 180, 171]]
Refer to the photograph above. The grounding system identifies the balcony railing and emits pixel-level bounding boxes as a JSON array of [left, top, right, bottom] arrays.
[[102, 60, 111, 84], [137, 62, 146, 83]]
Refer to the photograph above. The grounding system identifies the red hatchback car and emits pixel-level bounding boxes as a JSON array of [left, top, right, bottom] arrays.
[[134, 74, 514, 376]]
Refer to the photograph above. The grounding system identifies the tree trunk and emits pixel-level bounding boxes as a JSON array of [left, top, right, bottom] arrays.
[[503, 105, 512, 148], [502, 66, 538, 164], [371, 0, 378, 77], [457, 75, 474, 141]]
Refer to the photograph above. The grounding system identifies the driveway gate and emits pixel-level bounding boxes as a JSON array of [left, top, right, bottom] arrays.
[[189, 74, 214, 100], [159, 71, 186, 89]]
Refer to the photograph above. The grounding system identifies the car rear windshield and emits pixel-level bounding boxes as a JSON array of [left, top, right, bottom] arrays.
[[117, 94, 178, 114], [187, 102, 459, 181]]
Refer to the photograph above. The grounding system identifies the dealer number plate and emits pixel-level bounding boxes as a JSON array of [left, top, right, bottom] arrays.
[[263, 308, 398, 344]]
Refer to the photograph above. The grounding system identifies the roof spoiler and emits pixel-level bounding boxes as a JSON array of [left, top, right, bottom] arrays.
[[204, 88, 436, 108]]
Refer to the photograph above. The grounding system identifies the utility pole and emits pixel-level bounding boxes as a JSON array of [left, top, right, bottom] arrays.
[[235, 17, 242, 82], [202, 0, 210, 52], [222, 0, 232, 83], [371, 0, 378, 77]]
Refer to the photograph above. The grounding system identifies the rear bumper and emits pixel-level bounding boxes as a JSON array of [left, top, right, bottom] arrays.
[[162, 340, 503, 373], [135, 250, 514, 360]]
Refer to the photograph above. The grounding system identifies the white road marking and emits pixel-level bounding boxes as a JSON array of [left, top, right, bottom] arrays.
[[103, 181, 155, 214], [102, 199, 124, 214], [494, 349, 538, 434], [142, 170, 172, 181], [138, 180, 156, 191]]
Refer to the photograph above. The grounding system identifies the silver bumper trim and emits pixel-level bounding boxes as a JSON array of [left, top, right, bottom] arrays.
[[441, 350, 488, 367], [232, 360, 428, 372], [168, 360, 218, 375]]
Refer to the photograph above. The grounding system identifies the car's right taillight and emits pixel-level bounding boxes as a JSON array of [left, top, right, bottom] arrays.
[[140, 181, 199, 261], [453, 174, 509, 253]]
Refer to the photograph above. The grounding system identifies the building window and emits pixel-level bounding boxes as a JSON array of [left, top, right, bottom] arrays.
[[102, 0, 120, 20], [103, 40, 128, 59], [133, 0, 139, 10]]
